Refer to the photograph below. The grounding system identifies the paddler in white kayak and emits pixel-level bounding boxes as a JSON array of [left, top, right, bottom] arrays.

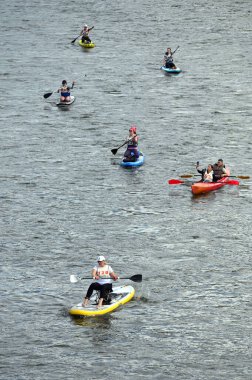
[[82, 256, 118, 308], [57, 80, 75, 102]]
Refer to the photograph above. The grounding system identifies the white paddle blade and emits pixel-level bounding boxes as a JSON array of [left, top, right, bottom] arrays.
[[70, 275, 79, 283]]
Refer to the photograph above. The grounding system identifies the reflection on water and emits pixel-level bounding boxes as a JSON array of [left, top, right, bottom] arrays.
[[191, 191, 216, 203], [70, 314, 112, 329]]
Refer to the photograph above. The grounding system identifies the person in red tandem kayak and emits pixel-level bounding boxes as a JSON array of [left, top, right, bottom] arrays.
[[196, 163, 214, 182], [212, 159, 228, 182], [123, 125, 139, 162]]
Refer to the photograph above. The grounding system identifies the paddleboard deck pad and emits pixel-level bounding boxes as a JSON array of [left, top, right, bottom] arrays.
[[161, 66, 181, 74], [56, 96, 75, 107], [120, 152, 145, 168], [69, 285, 135, 317]]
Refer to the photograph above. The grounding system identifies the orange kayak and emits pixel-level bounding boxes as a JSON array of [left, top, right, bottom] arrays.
[[191, 168, 230, 195]]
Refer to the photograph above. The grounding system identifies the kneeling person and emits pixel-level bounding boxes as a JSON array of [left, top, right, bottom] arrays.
[[123, 125, 140, 162]]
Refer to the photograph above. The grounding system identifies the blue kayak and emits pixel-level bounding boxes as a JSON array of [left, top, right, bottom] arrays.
[[161, 66, 181, 74], [120, 152, 145, 168]]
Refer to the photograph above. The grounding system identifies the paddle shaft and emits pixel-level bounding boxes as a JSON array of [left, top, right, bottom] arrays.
[[70, 273, 142, 283], [172, 45, 179, 55], [111, 135, 137, 155], [168, 179, 239, 185], [71, 34, 81, 44], [180, 174, 249, 179], [81, 275, 142, 282]]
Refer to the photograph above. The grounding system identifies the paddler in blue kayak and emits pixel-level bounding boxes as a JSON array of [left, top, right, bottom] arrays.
[[81, 24, 94, 44], [123, 125, 140, 162], [82, 256, 118, 308], [57, 80, 75, 102], [163, 47, 177, 69]]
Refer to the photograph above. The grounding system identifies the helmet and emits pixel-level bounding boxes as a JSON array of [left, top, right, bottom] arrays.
[[84, 24, 88, 28]]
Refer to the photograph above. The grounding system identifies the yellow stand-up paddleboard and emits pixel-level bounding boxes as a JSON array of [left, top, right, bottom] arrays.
[[69, 285, 135, 317], [78, 40, 95, 49]]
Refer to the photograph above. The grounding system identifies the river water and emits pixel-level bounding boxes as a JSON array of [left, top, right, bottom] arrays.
[[0, 0, 251, 379]]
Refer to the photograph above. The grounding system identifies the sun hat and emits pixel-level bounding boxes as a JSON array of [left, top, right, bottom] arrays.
[[97, 255, 106, 262]]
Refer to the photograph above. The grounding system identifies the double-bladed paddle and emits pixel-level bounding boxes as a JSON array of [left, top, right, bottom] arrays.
[[168, 179, 240, 185], [180, 174, 249, 179], [70, 274, 142, 283]]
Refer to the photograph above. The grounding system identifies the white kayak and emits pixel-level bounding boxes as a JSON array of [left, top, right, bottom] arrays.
[[56, 95, 75, 107], [69, 285, 135, 317]]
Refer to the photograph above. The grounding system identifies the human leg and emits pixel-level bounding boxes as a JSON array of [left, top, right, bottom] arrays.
[[82, 282, 101, 306], [97, 284, 112, 308]]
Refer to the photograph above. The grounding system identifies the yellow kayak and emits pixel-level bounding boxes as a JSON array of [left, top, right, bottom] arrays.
[[78, 40, 95, 49], [69, 285, 135, 317]]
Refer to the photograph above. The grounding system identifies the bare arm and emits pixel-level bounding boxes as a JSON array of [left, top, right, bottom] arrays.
[[110, 271, 118, 281], [92, 268, 99, 280]]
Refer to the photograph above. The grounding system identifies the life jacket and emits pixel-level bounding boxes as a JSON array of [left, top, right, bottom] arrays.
[[213, 164, 225, 180]]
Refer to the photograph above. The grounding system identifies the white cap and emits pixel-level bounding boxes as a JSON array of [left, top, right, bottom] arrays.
[[97, 255, 105, 262]]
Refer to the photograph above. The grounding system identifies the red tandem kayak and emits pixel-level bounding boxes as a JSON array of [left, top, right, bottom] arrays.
[[191, 168, 230, 195]]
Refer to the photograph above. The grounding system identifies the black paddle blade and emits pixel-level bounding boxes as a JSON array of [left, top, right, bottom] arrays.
[[111, 148, 118, 155], [71, 36, 79, 44], [43, 92, 53, 99], [130, 274, 142, 283]]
